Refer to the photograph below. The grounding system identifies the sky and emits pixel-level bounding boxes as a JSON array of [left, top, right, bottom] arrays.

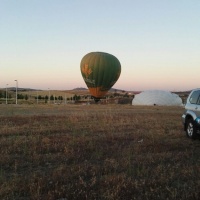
[[0, 0, 200, 91]]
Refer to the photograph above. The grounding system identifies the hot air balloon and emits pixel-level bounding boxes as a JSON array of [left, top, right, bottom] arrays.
[[80, 52, 121, 102]]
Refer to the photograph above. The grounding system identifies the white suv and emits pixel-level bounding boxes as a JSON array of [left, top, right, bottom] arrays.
[[182, 89, 200, 139]]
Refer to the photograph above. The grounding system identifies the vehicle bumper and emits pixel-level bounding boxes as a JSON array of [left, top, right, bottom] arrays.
[[195, 118, 200, 130], [182, 114, 186, 124]]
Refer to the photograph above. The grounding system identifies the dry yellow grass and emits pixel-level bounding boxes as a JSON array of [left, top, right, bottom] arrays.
[[1, 104, 200, 199]]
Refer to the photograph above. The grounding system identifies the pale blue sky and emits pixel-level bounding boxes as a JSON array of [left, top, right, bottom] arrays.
[[1, 0, 200, 91]]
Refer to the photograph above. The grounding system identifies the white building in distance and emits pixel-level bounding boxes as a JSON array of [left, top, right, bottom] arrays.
[[132, 90, 183, 106]]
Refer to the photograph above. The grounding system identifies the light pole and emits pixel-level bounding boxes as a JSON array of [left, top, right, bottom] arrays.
[[48, 88, 50, 104], [14, 80, 18, 104], [6, 84, 8, 104], [37, 91, 38, 104]]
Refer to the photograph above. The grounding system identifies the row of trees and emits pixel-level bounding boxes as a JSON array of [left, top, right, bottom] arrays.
[[0, 90, 133, 104], [0, 91, 29, 100], [0, 90, 82, 102], [0, 92, 12, 99], [35, 94, 81, 101], [35, 95, 63, 100], [0, 91, 9, 98]]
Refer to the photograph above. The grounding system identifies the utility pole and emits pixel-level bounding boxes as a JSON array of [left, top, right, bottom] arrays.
[[6, 84, 8, 104], [48, 88, 50, 104], [14, 80, 18, 104], [37, 91, 38, 104]]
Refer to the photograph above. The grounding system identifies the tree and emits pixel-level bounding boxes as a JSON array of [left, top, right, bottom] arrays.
[[58, 96, 63, 100], [50, 95, 54, 100], [45, 95, 48, 103], [17, 94, 24, 99], [25, 94, 28, 100], [73, 94, 81, 101], [73, 94, 77, 100], [0, 91, 3, 98]]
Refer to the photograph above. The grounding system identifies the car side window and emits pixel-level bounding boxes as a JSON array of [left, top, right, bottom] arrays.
[[197, 95, 200, 105], [189, 90, 200, 104]]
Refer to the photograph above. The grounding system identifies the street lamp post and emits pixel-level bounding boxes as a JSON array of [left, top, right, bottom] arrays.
[[6, 84, 8, 104], [48, 88, 50, 104], [37, 91, 38, 104], [14, 80, 18, 104]]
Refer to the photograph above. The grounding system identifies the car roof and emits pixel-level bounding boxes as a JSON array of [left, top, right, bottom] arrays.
[[191, 88, 200, 92]]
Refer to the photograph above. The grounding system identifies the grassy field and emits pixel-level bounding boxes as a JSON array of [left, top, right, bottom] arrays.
[[1, 104, 200, 200]]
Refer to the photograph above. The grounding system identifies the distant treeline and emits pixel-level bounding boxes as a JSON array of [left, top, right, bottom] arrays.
[[0, 90, 82, 101], [35, 94, 81, 101], [0, 91, 28, 100], [0, 89, 134, 105], [0, 90, 12, 99]]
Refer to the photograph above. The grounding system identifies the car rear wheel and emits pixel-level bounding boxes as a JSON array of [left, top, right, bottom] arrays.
[[186, 119, 197, 139]]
